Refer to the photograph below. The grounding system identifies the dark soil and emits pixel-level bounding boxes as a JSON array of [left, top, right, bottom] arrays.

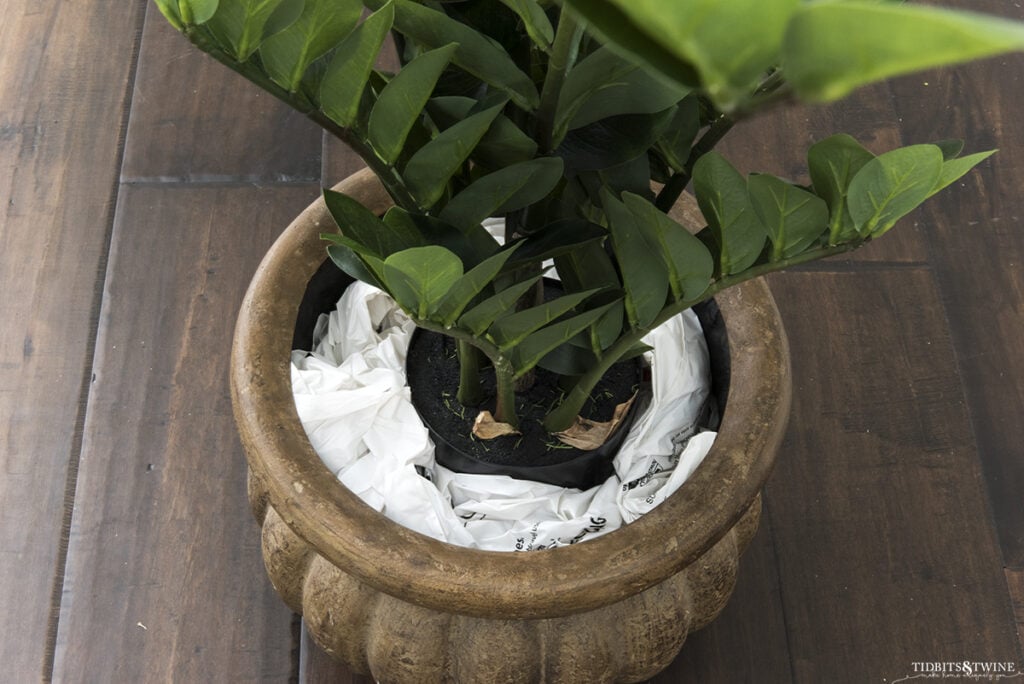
[[406, 330, 645, 469]]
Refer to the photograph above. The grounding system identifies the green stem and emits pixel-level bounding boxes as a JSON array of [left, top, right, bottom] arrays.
[[535, 10, 583, 153], [456, 341, 483, 406], [493, 358, 519, 427], [543, 240, 863, 432], [655, 114, 736, 211]]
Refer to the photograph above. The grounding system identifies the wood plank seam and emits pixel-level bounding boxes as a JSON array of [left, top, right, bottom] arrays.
[[763, 495, 798, 684], [40, 4, 150, 680]]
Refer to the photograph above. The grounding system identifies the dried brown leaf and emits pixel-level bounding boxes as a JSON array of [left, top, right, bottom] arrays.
[[554, 392, 637, 450], [472, 410, 521, 440]]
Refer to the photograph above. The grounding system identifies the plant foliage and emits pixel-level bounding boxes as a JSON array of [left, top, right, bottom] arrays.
[[156, 0, 1015, 433]]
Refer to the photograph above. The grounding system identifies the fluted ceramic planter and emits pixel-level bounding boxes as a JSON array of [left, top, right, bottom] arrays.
[[231, 168, 791, 683]]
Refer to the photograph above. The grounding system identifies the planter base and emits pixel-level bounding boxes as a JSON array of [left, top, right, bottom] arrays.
[[250, 468, 762, 683]]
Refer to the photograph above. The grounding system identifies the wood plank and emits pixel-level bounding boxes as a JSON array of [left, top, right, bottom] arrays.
[[883, 0, 1024, 568], [658, 504, 793, 682], [51, 184, 319, 682], [766, 269, 1022, 681], [121, 9, 322, 183], [1008, 568, 1024, 657], [0, 0, 147, 679], [301, 623, 374, 684]]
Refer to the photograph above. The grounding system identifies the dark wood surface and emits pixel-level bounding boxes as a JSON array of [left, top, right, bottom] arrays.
[[3, 1, 1022, 681]]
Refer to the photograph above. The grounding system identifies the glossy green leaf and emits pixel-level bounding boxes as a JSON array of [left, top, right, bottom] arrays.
[[434, 245, 521, 325], [848, 145, 944, 237], [323, 188, 422, 257], [364, 0, 540, 110], [205, 0, 301, 61], [555, 47, 688, 143], [692, 152, 766, 275], [381, 207, 499, 268], [155, 0, 186, 29], [403, 103, 505, 209], [325, 236, 386, 289], [603, 189, 668, 328], [319, 2, 394, 128], [440, 158, 564, 229], [656, 95, 701, 172], [368, 44, 458, 164], [490, 290, 600, 350], [566, 0, 798, 110], [510, 303, 619, 378], [259, 0, 362, 92], [498, 0, 554, 50], [382, 246, 463, 318], [784, 3, 1024, 102], [935, 139, 965, 161], [929, 149, 996, 197], [459, 275, 543, 336], [508, 220, 607, 268], [748, 174, 829, 260], [553, 240, 623, 351], [808, 134, 875, 244], [427, 96, 537, 168], [179, 0, 219, 25], [557, 109, 674, 172], [622, 193, 713, 301]]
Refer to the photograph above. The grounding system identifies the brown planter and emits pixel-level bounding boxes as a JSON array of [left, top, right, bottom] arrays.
[[231, 168, 792, 683]]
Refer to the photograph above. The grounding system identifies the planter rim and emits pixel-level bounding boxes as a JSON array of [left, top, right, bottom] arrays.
[[230, 168, 791, 620]]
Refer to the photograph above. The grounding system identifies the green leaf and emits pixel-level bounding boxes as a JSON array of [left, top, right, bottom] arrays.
[[440, 158, 564, 229], [155, 0, 186, 30], [490, 290, 600, 350], [656, 95, 701, 172], [364, 0, 540, 110], [381, 208, 500, 268], [929, 149, 996, 197], [508, 220, 607, 267], [498, 0, 554, 50], [693, 152, 766, 275], [323, 188, 422, 257], [259, 0, 362, 92], [319, 2, 394, 128], [510, 303, 619, 378], [622, 193, 713, 301], [553, 240, 623, 351], [458, 275, 544, 336], [382, 246, 463, 319], [566, 0, 798, 110], [205, 0, 301, 61], [603, 189, 668, 328], [403, 103, 505, 209], [325, 237, 386, 289], [808, 134, 876, 244], [748, 174, 830, 260], [935, 139, 965, 161], [427, 96, 538, 169], [368, 44, 459, 164], [434, 245, 521, 326], [179, 0, 219, 25], [848, 144, 944, 237], [557, 109, 674, 172], [784, 2, 1024, 102]]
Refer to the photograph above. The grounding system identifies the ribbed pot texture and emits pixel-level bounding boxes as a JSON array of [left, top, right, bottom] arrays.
[[231, 169, 792, 683]]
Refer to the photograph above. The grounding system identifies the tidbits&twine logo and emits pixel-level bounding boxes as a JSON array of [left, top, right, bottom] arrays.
[[891, 661, 1022, 682]]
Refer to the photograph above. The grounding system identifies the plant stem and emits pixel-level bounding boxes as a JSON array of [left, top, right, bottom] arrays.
[[493, 357, 519, 427], [655, 114, 736, 211], [456, 341, 483, 406], [543, 240, 862, 432], [535, 10, 582, 153]]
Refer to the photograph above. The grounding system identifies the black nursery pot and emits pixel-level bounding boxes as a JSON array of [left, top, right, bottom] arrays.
[[293, 258, 728, 492]]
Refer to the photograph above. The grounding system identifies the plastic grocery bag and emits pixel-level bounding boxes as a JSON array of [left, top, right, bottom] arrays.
[[291, 282, 716, 551]]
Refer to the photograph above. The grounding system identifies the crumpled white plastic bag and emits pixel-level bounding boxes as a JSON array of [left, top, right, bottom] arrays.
[[292, 282, 717, 551]]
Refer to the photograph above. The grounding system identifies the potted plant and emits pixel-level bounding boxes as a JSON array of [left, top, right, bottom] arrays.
[[155, 0, 1024, 680]]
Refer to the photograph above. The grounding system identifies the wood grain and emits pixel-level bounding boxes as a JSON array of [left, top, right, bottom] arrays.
[[766, 269, 1022, 681], [1007, 568, 1024, 657], [121, 8, 322, 183], [50, 184, 319, 682], [882, 1, 1024, 567], [0, 0, 147, 679]]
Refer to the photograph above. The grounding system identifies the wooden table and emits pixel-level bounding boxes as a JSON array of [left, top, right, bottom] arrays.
[[2, 1, 1022, 681]]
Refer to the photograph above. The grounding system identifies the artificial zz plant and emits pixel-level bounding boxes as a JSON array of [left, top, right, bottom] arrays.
[[156, 0, 1024, 440]]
